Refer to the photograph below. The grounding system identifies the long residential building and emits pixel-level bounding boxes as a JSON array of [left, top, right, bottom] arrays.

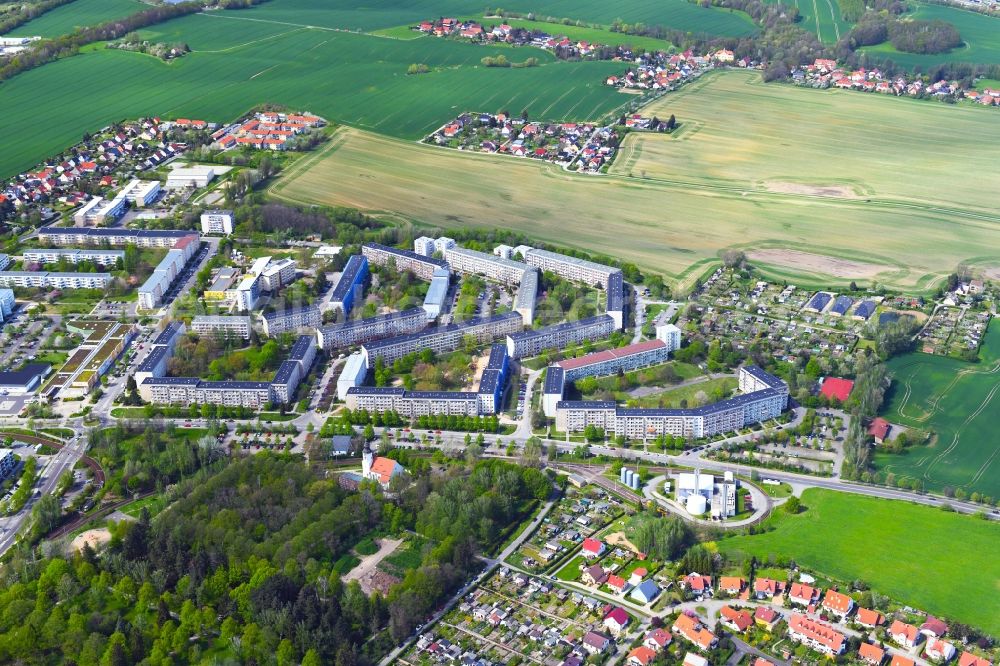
[[444, 246, 529, 286], [330, 255, 368, 315], [138, 235, 198, 310], [316, 307, 427, 351], [606, 271, 625, 329], [513, 267, 539, 326], [556, 338, 670, 381], [524, 248, 622, 289], [422, 268, 450, 321], [506, 314, 615, 359], [346, 387, 479, 417], [555, 366, 788, 439], [787, 615, 846, 656], [362, 242, 449, 281], [191, 315, 252, 340], [259, 257, 297, 292], [336, 352, 368, 400], [38, 226, 199, 249], [0, 271, 111, 289], [477, 343, 510, 414], [261, 305, 321, 337], [121, 178, 161, 207], [23, 248, 124, 267], [362, 312, 522, 365], [74, 193, 128, 225], [542, 366, 565, 418]]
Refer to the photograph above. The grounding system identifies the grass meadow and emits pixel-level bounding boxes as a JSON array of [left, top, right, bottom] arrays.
[[273, 75, 1000, 292], [0, 16, 626, 178], [8, 0, 145, 37], [718, 488, 1000, 635], [616, 71, 1000, 216], [763, 0, 850, 43], [877, 321, 1000, 498], [861, 2, 1000, 67]]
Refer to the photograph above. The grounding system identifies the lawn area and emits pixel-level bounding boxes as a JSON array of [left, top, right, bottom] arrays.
[[118, 494, 167, 518], [859, 2, 1000, 67], [272, 76, 1000, 294], [379, 535, 428, 578], [624, 376, 737, 409], [761, 0, 850, 43], [8, 0, 145, 37], [555, 554, 586, 581], [717, 488, 1000, 635], [875, 320, 1000, 498], [0, 10, 628, 179]]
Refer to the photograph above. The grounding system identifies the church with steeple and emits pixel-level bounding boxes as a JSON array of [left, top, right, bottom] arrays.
[[361, 442, 405, 489]]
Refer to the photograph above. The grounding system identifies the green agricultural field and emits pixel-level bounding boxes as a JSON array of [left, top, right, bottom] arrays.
[[272, 116, 1000, 293], [718, 488, 1000, 635], [616, 70, 1000, 218], [0, 17, 626, 178], [876, 321, 1000, 498], [232, 0, 757, 36], [762, 0, 850, 42], [8, 0, 145, 37], [860, 2, 1000, 67], [452, 16, 679, 51]]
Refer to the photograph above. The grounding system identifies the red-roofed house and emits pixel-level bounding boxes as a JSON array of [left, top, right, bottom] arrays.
[[857, 608, 884, 628], [681, 573, 713, 595], [868, 417, 891, 444], [860, 643, 887, 665], [958, 653, 992, 666], [720, 606, 753, 633], [604, 607, 630, 635], [921, 617, 949, 639], [754, 578, 785, 599], [582, 631, 611, 655], [892, 656, 916, 666], [673, 614, 717, 650], [630, 567, 648, 586], [628, 646, 657, 666], [789, 582, 820, 606], [787, 614, 846, 655], [890, 620, 921, 649], [582, 538, 606, 558], [645, 628, 672, 651], [607, 574, 629, 594], [719, 576, 746, 596], [755, 659, 777, 666], [820, 377, 854, 402], [755, 606, 781, 630], [926, 638, 957, 662], [362, 445, 405, 488], [822, 590, 854, 618]]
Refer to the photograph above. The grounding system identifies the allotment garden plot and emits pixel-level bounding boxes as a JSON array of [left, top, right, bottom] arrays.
[[876, 320, 1000, 498]]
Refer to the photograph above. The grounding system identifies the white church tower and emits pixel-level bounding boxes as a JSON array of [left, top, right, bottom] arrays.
[[361, 442, 374, 480]]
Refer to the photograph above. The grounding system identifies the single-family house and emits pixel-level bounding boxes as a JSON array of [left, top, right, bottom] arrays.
[[581, 538, 605, 558], [683, 653, 709, 666], [754, 659, 776, 666], [629, 567, 648, 586], [857, 608, 884, 628], [681, 572, 713, 596], [719, 576, 746, 596], [868, 417, 891, 444], [628, 646, 657, 666], [583, 565, 607, 586], [958, 652, 992, 666], [788, 582, 820, 607], [892, 656, 916, 666], [891, 620, 921, 649], [754, 578, 785, 599], [607, 575, 629, 595], [754, 607, 781, 630], [673, 614, 717, 651], [822, 590, 854, 618], [582, 631, 611, 655], [644, 628, 672, 651], [926, 638, 957, 662], [720, 606, 753, 633], [630, 580, 661, 604], [860, 643, 886, 665], [604, 607, 630, 636], [921, 618, 949, 639]]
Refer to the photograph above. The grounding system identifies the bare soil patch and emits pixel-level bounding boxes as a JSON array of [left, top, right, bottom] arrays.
[[748, 249, 892, 280], [342, 537, 403, 595], [605, 531, 641, 554], [763, 181, 860, 198], [70, 528, 111, 553]]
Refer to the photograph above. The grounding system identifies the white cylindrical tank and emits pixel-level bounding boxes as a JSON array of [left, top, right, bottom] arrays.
[[625, 470, 634, 487], [631, 475, 640, 490], [620, 467, 628, 483], [686, 493, 707, 515]]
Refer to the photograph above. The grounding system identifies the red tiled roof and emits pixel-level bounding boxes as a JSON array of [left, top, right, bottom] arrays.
[[820, 377, 854, 401], [868, 417, 891, 440], [628, 646, 656, 666], [606, 607, 629, 626], [857, 608, 884, 627], [370, 456, 400, 484], [582, 537, 604, 554], [958, 652, 992, 666], [823, 590, 853, 614], [891, 656, 916, 666], [788, 614, 845, 653], [558, 339, 666, 371], [721, 606, 753, 631], [755, 607, 780, 624], [891, 620, 920, 643], [859, 642, 886, 665]]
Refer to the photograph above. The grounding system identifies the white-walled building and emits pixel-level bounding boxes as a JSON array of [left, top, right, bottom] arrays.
[[165, 165, 215, 189], [200, 209, 234, 235], [337, 352, 368, 401], [656, 323, 682, 352], [0, 271, 111, 289], [121, 178, 161, 207], [444, 246, 529, 286], [23, 248, 124, 267], [192, 315, 252, 339]]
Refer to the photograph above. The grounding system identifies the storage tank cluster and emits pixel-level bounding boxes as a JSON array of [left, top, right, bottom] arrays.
[[619, 466, 641, 490]]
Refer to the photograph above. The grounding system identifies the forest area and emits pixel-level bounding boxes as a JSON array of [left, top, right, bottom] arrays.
[[0, 453, 551, 665]]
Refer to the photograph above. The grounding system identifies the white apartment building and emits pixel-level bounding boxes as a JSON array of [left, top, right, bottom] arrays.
[[362, 242, 449, 281], [316, 307, 427, 351], [23, 248, 124, 267], [513, 267, 539, 326], [0, 289, 15, 319], [444, 246, 529, 286], [259, 257, 297, 292], [260, 305, 321, 337], [346, 387, 479, 418], [362, 312, 522, 365], [74, 193, 128, 225], [337, 352, 368, 400], [191, 315, 252, 339], [38, 227, 199, 249], [506, 315, 616, 359], [413, 236, 456, 257], [200, 209, 234, 235], [656, 323, 683, 352], [524, 248, 621, 289], [0, 271, 111, 289]]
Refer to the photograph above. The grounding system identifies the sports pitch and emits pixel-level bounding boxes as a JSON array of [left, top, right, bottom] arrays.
[[877, 320, 1000, 498], [719, 488, 1000, 635], [274, 72, 1000, 292]]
